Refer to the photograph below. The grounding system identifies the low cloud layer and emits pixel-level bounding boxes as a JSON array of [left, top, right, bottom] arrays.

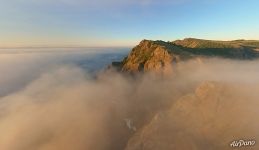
[[0, 52, 259, 150]]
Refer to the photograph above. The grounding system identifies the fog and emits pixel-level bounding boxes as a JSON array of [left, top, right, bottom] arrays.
[[0, 48, 128, 96], [0, 50, 259, 150]]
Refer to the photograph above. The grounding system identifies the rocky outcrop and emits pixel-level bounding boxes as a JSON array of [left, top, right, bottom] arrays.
[[112, 38, 259, 74], [120, 40, 188, 74]]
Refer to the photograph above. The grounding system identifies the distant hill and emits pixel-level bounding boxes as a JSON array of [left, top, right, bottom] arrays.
[[111, 38, 259, 74], [173, 38, 259, 48]]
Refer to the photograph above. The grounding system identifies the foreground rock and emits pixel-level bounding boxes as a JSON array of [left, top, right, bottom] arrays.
[[125, 82, 259, 150]]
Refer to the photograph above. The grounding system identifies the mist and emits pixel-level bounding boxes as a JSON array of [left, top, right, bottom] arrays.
[[0, 51, 259, 150]]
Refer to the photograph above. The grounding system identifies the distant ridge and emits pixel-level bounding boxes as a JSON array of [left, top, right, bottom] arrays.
[[173, 38, 259, 48]]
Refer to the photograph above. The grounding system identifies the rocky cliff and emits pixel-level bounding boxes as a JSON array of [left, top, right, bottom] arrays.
[[120, 40, 189, 74], [112, 38, 259, 74]]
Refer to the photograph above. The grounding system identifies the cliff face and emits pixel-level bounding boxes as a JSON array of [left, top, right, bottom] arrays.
[[113, 38, 259, 74], [121, 40, 184, 74]]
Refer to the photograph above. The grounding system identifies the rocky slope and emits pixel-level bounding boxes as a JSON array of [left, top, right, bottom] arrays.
[[125, 82, 259, 150], [112, 38, 259, 74]]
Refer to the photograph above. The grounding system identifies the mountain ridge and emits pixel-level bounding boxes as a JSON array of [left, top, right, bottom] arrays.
[[111, 38, 259, 74]]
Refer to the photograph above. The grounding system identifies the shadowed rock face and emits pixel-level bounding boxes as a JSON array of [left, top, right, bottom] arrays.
[[112, 38, 259, 74], [125, 82, 259, 150]]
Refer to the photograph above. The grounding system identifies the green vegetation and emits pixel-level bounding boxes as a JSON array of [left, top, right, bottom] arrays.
[[171, 38, 259, 59], [173, 38, 259, 49], [173, 38, 236, 49]]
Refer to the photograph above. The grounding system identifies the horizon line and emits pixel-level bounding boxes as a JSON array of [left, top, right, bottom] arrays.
[[0, 46, 133, 49], [1, 38, 259, 49]]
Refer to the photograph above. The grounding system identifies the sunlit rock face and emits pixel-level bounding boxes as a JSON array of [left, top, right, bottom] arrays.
[[112, 38, 259, 75], [121, 40, 176, 75], [125, 81, 259, 150]]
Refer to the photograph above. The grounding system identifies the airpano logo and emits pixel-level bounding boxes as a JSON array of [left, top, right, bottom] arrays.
[[230, 139, 256, 148]]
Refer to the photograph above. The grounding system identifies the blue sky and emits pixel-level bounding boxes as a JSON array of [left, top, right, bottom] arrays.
[[0, 0, 259, 47]]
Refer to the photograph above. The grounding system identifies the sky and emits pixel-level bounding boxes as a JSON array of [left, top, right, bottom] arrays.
[[0, 0, 259, 47]]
